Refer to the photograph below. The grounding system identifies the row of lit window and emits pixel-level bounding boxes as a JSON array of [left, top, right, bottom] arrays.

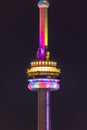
[[27, 72, 59, 77], [29, 67, 60, 73], [28, 78, 59, 83]]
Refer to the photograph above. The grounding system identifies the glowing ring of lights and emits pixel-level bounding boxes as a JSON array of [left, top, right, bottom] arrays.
[[31, 61, 57, 67], [27, 66, 61, 77], [28, 78, 60, 91], [28, 78, 59, 83], [28, 66, 60, 73]]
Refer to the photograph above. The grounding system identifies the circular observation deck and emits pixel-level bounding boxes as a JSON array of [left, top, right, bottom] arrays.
[[27, 61, 61, 91]]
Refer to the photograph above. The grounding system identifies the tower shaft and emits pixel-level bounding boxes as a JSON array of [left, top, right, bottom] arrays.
[[38, 90, 50, 130], [27, 1, 61, 130], [37, 0, 49, 60], [39, 6, 48, 48]]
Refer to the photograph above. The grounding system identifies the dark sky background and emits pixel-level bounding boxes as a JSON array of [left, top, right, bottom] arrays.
[[0, 0, 87, 130]]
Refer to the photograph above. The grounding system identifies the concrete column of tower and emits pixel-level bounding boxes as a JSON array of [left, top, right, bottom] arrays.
[[38, 89, 51, 130]]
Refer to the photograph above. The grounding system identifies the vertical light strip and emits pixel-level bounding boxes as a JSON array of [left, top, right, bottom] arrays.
[[46, 91, 50, 130], [45, 8, 48, 47], [40, 8, 45, 48], [39, 1, 48, 48]]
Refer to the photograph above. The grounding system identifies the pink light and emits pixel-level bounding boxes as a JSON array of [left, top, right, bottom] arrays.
[[40, 8, 45, 48], [28, 78, 60, 91], [39, 2, 48, 48]]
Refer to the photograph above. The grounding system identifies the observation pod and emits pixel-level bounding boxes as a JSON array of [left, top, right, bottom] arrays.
[[28, 78, 60, 91], [26, 0, 61, 130], [27, 60, 61, 130], [27, 61, 60, 91]]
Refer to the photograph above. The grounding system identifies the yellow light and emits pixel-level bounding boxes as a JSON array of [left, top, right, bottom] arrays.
[[36, 61, 38, 66], [42, 61, 44, 65], [28, 66, 59, 73], [49, 61, 51, 65], [46, 61, 47, 65], [31, 62, 33, 66], [39, 61, 41, 65], [54, 62, 57, 66], [51, 62, 53, 66], [45, 8, 48, 47]]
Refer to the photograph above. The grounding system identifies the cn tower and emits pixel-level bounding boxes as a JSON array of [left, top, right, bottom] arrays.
[[27, 0, 61, 130]]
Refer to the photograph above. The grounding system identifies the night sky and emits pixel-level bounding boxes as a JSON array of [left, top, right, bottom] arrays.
[[0, 0, 87, 130]]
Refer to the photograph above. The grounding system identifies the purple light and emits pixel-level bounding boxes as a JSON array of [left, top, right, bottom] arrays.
[[46, 91, 50, 130], [28, 78, 60, 90]]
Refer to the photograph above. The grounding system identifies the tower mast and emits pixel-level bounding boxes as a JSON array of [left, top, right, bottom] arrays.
[[37, 0, 49, 61], [27, 0, 61, 130]]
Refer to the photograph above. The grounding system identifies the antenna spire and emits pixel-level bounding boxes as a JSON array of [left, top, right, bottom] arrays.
[[37, 0, 50, 60]]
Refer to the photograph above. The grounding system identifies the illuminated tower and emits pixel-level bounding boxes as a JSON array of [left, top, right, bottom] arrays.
[[27, 0, 61, 130]]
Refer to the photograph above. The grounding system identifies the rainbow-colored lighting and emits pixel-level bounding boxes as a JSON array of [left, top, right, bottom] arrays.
[[27, 0, 61, 129], [38, 0, 49, 49], [39, 0, 48, 3], [27, 1, 61, 92], [28, 78, 60, 91]]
